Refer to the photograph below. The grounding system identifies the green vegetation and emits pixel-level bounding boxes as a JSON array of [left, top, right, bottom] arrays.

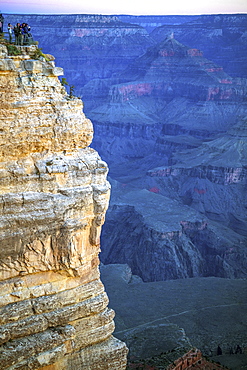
[[69, 85, 75, 99], [61, 78, 69, 86], [6, 44, 21, 56], [61, 77, 75, 99]]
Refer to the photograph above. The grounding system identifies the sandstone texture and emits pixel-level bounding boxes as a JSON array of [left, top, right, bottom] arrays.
[[0, 44, 128, 369]]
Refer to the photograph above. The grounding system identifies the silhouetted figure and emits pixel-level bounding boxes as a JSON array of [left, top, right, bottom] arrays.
[[217, 345, 223, 355], [229, 347, 234, 355], [14, 23, 22, 45], [235, 345, 242, 354], [0, 13, 4, 33]]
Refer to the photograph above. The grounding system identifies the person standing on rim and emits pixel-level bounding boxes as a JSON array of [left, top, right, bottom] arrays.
[[0, 13, 4, 33], [14, 23, 22, 45], [8, 23, 14, 43]]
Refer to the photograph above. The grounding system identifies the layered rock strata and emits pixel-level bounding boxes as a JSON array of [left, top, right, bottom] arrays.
[[0, 44, 128, 369]]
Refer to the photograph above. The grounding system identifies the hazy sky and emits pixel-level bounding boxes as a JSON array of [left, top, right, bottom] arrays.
[[1, 0, 247, 15]]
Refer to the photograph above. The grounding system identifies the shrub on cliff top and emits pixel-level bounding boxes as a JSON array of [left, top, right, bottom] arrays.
[[6, 44, 21, 56]]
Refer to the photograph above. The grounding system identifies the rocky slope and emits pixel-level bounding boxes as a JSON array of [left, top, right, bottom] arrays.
[[0, 44, 127, 369], [100, 179, 247, 282]]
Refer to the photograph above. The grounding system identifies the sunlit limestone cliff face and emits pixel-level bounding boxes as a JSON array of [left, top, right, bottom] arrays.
[[0, 44, 128, 369]]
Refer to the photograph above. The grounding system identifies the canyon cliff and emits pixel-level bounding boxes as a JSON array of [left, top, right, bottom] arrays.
[[0, 44, 128, 369], [3, 13, 245, 283], [1, 13, 247, 369]]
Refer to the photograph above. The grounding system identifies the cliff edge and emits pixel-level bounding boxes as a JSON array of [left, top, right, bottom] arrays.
[[0, 44, 128, 369]]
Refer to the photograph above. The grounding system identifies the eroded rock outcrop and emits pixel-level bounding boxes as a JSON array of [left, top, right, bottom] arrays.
[[0, 44, 128, 369], [100, 189, 206, 281]]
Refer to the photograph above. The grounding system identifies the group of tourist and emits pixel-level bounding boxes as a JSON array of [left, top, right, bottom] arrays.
[[8, 22, 32, 45], [0, 14, 33, 45]]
